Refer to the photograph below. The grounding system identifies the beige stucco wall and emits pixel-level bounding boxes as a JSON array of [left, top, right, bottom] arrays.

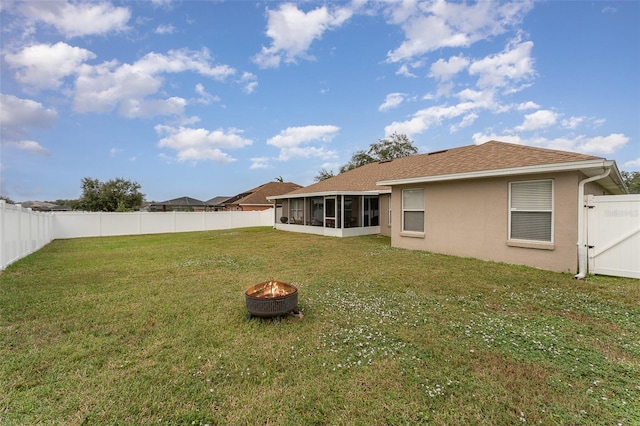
[[389, 172, 602, 273], [379, 194, 392, 237]]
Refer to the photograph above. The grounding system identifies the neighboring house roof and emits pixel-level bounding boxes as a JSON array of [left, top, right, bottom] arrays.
[[224, 182, 303, 206], [206, 196, 231, 205], [157, 196, 206, 206], [21, 201, 58, 210], [271, 141, 626, 199]]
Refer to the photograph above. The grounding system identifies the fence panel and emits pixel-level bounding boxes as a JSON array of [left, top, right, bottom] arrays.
[[0, 200, 54, 270], [1, 206, 273, 269], [52, 209, 274, 239]]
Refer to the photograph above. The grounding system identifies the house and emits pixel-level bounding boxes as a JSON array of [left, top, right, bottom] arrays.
[[150, 196, 207, 212], [21, 201, 71, 211], [206, 196, 232, 212], [218, 181, 302, 212], [268, 141, 627, 274]]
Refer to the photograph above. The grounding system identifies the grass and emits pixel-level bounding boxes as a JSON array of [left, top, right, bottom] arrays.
[[1, 227, 638, 425]]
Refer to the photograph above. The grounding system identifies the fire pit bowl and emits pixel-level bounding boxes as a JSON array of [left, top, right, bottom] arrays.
[[245, 281, 298, 318]]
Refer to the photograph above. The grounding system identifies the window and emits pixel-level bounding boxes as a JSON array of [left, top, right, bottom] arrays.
[[289, 199, 303, 224], [509, 180, 553, 242], [402, 189, 424, 233]]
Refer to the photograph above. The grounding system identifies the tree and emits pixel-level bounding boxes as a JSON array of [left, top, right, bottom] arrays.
[[339, 133, 418, 173], [0, 195, 16, 204], [314, 168, 335, 182], [78, 177, 145, 212], [621, 171, 640, 194]]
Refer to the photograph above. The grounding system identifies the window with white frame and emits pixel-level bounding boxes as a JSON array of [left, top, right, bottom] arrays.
[[402, 188, 424, 233], [509, 180, 553, 242]]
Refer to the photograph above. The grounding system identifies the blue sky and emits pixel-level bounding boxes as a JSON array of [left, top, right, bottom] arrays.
[[1, 0, 638, 203]]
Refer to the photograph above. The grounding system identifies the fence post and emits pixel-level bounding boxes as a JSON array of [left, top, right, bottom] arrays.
[[16, 204, 23, 262], [27, 207, 33, 254], [0, 200, 5, 270]]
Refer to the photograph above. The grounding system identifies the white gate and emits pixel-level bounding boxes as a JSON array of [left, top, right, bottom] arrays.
[[586, 194, 640, 279]]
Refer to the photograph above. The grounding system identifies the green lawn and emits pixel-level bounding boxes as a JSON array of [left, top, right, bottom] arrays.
[[1, 227, 638, 425]]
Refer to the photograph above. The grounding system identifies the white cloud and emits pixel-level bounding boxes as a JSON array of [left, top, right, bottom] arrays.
[[515, 109, 558, 132], [472, 132, 524, 146], [384, 102, 477, 137], [517, 101, 540, 111], [5, 42, 95, 91], [396, 64, 417, 78], [19, 1, 130, 38], [472, 132, 629, 155], [155, 24, 176, 35], [132, 49, 235, 80], [119, 97, 187, 119], [155, 125, 253, 163], [253, 3, 353, 68], [468, 37, 535, 90], [574, 133, 629, 154], [194, 84, 220, 105], [623, 157, 640, 168], [429, 55, 470, 81], [151, 0, 174, 6], [379, 93, 406, 111], [74, 48, 235, 118], [561, 116, 584, 130], [0, 94, 57, 153], [239, 72, 258, 94], [455, 88, 496, 108], [6, 140, 50, 156], [386, 0, 533, 63], [267, 125, 340, 160], [250, 157, 271, 170], [449, 112, 478, 133], [385, 33, 538, 139]]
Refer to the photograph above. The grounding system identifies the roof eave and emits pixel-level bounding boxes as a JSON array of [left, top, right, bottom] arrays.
[[267, 189, 390, 201], [377, 159, 618, 187]]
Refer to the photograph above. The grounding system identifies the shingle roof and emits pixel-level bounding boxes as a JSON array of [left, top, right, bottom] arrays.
[[379, 140, 601, 182], [284, 161, 397, 195], [281, 141, 605, 197], [227, 181, 303, 206], [206, 196, 231, 205], [158, 196, 205, 206]]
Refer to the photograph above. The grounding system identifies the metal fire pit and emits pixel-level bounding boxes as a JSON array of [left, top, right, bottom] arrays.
[[245, 280, 298, 318]]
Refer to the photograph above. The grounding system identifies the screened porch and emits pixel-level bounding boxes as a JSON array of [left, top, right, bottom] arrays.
[[271, 193, 388, 237]]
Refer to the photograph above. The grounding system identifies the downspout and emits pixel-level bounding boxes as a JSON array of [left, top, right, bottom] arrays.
[[574, 166, 611, 279]]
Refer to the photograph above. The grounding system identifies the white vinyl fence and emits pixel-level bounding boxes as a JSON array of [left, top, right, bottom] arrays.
[[587, 194, 640, 279], [0, 203, 274, 270], [0, 200, 55, 270], [52, 209, 273, 239]]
